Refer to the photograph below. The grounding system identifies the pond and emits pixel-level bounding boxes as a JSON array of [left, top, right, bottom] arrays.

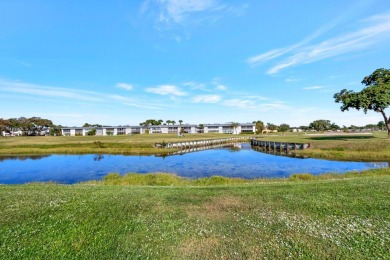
[[0, 143, 387, 184]]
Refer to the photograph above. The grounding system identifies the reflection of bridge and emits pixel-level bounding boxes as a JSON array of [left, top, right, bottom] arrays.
[[250, 139, 310, 150], [251, 146, 308, 159], [155, 137, 248, 149]]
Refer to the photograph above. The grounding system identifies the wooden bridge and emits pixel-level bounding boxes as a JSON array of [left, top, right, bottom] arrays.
[[155, 137, 248, 149], [156, 143, 241, 157], [250, 139, 310, 150]]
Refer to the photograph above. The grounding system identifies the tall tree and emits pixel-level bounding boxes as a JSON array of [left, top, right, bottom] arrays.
[[266, 123, 278, 131], [0, 118, 8, 136], [178, 120, 183, 125], [309, 120, 331, 131], [230, 122, 239, 134], [18, 117, 33, 136], [49, 125, 62, 136], [334, 68, 390, 138], [253, 120, 264, 134], [278, 123, 290, 134], [29, 117, 53, 135], [377, 121, 385, 131]]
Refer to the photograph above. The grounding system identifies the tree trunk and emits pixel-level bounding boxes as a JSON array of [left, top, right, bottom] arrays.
[[387, 123, 390, 139], [378, 110, 390, 139]]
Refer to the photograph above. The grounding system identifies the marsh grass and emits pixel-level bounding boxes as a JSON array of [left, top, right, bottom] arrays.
[[0, 134, 245, 155], [1, 132, 390, 160], [0, 172, 389, 259], [85, 167, 390, 186]]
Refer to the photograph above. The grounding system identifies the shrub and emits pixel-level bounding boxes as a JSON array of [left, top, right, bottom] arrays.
[[289, 173, 315, 181]]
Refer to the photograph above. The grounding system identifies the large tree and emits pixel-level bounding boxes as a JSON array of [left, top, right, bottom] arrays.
[[0, 118, 8, 136], [253, 120, 264, 134], [278, 123, 290, 134], [334, 68, 390, 138], [309, 119, 331, 132]]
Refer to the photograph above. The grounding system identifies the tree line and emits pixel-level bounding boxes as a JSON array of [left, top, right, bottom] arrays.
[[0, 117, 62, 136], [139, 119, 184, 126]]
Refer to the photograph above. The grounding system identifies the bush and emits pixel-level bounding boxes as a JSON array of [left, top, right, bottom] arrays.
[[289, 173, 315, 181]]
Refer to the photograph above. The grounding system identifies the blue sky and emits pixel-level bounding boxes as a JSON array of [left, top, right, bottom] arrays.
[[1, 0, 390, 127]]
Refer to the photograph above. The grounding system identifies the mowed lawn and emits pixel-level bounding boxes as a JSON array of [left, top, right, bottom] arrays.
[[0, 174, 389, 259]]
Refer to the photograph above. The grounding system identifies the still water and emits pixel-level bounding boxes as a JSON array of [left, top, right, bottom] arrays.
[[0, 143, 387, 184]]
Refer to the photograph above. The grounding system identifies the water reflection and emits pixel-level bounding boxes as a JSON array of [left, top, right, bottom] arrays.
[[93, 154, 104, 161], [0, 155, 51, 162], [0, 143, 387, 184], [251, 146, 308, 158]]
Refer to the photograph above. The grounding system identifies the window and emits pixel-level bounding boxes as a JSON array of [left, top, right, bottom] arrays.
[[63, 129, 71, 136], [117, 128, 126, 135]]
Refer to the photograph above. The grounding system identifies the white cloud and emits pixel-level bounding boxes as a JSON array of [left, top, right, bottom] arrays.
[[116, 83, 134, 91], [163, 0, 217, 23], [215, 84, 227, 91], [0, 80, 104, 102], [285, 78, 300, 82], [141, 0, 247, 40], [145, 84, 187, 96], [182, 81, 208, 91], [303, 86, 325, 90], [192, 94, 221, 103], [247, 47, 295, 65], [222, 98, 287, 111], [0, 79, 164, 110]]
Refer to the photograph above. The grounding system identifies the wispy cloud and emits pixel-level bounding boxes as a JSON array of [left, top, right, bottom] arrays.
[[145, 84, 187, 96], [116, 83, 134, 91], [222, 98, 287, 111], [182, 81, 208, 91], [285, 78, 301, 82], [248, 11, 390, 74], [303, 86, 325, 90], [141, 0, 247, 40], [0, 80, 104, 102], [215, 84, 227, 91], [0, 79, 163, 110], [192, 94, 221, 103], [13, 59, 32, 67]]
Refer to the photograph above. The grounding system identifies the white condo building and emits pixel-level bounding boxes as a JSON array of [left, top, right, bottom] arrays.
[[61, 123, 256, 136]]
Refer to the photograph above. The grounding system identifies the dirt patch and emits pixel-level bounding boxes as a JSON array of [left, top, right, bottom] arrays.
[[186, 196, 247, 220], [177, 237, 220, 258]]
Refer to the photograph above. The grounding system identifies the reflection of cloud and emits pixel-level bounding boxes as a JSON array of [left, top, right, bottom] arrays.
[[145, 84, 187, 96]]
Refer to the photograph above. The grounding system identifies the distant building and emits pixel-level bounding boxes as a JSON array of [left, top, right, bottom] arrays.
[[60, 123, 255, 136]]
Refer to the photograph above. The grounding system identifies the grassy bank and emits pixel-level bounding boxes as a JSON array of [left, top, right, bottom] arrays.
[[257, 131, 390, 161], [0, 133, 246, 156], [1, 171, 389, 259], [1, 132, 390, 161]]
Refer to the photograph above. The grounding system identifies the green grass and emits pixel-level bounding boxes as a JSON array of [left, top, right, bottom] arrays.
[[0, 133, 249, 156], [0, 170, 389, 259], [1, 132, 390, 160], [256, 131, 390, 161]]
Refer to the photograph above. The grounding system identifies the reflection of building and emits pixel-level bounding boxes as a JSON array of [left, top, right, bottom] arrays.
[[61, 123, 255, 136]]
